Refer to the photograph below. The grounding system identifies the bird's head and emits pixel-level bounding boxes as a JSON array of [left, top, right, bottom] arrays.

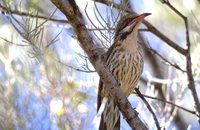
[[115, 13, 151, 40]]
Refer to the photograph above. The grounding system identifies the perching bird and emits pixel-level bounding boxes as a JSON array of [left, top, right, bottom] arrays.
[[97, 13, 151, 130]]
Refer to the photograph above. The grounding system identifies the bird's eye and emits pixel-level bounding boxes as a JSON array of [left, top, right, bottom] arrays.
[[125, 19, 132, 26], [119, 18, 132, 31]]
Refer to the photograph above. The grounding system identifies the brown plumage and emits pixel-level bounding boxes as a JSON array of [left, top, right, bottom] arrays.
[[97, 13, 150, 130]]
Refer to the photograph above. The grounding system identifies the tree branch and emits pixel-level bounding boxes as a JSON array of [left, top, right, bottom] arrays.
[[161, 0, 200, 124], [135, 88, 161, 130], [50, 0, 147, 129]]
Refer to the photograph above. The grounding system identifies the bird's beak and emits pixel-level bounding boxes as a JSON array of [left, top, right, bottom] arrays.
[[134, 13, 151, 22], [128, 13, 151, 26]]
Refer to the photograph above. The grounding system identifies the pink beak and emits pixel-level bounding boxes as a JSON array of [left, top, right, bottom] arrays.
[[128, 13, 151, 26]]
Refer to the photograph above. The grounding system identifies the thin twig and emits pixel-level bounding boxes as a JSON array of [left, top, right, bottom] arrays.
[[46, 29, 63, 48], [84, 3, 110, 42], [0, 3, 68, 23], [132, 92, 199, 117], [146, 41, 186, 72], [191, 11, 200, 32], [135, 88, 161, 130], [58, 60, 96, 73], [93, 7, 105, 29], [0, 36, 30, 46], [93, 1, 107, 28], [167, 83, 187, 126]]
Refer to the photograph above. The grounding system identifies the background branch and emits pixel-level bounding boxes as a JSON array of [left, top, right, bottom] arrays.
[[0, 4, 68, 23], [161, 0, 200, 123], [146, 41, 186, 72]]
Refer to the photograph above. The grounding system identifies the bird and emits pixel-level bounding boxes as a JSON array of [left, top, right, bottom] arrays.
[[97, 13, 151, 130]]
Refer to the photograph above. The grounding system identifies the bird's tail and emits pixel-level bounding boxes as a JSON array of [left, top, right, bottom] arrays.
[[98, 97, 120, 130]]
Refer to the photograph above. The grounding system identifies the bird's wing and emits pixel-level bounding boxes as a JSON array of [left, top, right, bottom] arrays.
[[97, 38, 121, 130], [97, 35, 121, 111], [97, 79, 104, 112]]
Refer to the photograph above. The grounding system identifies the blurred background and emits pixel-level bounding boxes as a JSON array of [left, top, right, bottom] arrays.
[[0, 0, 200, 130]]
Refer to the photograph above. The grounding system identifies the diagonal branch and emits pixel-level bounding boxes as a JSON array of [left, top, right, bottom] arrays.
[[50, 0, 148, 129], [146, 41, 186, 72], [135, 88, 161, 130], [144, 21, 187, 55]]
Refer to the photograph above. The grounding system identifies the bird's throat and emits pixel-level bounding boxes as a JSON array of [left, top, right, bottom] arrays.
[[121, 30, 138, 53]]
